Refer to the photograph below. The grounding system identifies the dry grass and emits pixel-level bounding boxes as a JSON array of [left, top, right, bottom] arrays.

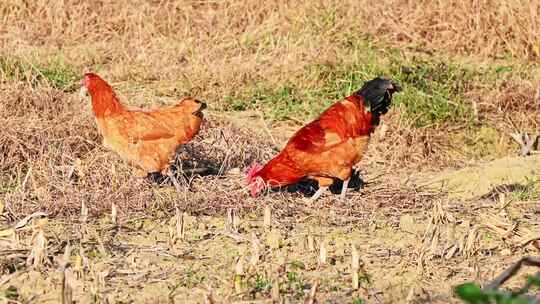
[[1, 0, 540, 303], [0, 84, 437, 220], [2, 1, 539, 137], [0, 84, 262, 216], [3, 1, 540, 63], [472, 81, 540, 132], [2, 1, 540, 99], [359, 0, 540, 60]]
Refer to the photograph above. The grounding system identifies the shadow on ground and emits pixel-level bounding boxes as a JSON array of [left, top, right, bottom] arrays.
[[273, 169, 367, 197]]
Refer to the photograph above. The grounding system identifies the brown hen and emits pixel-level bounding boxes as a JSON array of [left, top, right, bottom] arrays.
[[82, 73, 206, 181]]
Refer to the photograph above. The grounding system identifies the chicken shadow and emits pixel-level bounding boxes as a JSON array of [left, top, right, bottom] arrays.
[[274, 169, 366, 197], [147, 144, 223, 186]]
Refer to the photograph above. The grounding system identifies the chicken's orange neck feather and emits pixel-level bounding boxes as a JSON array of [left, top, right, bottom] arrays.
[[88, 82, 124, 118]]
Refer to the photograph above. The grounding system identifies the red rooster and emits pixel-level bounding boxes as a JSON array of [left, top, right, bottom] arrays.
[[246, 77, 401, 200]]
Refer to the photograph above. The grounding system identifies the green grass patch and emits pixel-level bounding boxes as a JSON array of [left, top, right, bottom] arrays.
[[510, 178, 540, 201], [0, 56, 77, 91], [223, 41, 482, 127], [223, 85, 316, 121], [283, 271, 306, 300], [0, 179, 18, 195], [176, 267, 205, 289], [394, 59, 476, 127], [1, 286, 19, 301], [448, 125, 511, 160], [456, 273, 540, 304], [249, 273, 272, 295]]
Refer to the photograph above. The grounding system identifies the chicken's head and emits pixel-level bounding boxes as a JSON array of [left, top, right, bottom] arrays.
[[246, 162, 265, 197], [82, 73, 105, 92], [179, 97, 207, 119]]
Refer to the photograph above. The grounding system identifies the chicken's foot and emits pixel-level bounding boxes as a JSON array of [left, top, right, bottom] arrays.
[[310, 186, 328, 202], [339, 178, 350, 200]]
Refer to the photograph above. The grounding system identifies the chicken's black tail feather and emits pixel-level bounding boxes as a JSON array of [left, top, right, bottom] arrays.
[[356, 77, 401, 117]]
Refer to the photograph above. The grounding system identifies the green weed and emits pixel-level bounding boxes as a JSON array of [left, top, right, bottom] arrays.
[[284, 271, 306, 299], [179, 267, 205, 288], [250, 273, 272, 294], [2, 285, 19, 301], [511, 179, 540, 201], [456, 274, 540, 304], [0, 56, 77, 91], [86, 248, 108, 260], [392, 59, 476, 127], [167, 267, 206, 299], [289, 260, 306, 270], [0, 180, 18, 195], [224, 86, 309, 121]]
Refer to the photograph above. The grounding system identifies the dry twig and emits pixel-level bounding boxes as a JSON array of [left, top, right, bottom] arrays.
[[484, 256, 540, 291], [510, 132, 539, 156]]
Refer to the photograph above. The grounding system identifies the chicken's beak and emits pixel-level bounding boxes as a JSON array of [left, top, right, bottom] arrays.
[[390, 81, 402, 93], [386, 81, 402, 102], [192, 102, 207, 118]]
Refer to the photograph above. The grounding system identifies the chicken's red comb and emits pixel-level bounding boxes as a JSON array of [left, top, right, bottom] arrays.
[[246, 162, 263, 183]]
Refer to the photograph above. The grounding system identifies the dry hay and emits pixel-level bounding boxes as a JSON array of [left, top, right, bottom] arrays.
[[0, 2, 539, 302], [2, 1, 539, 60], [356, 0, 540, 60], [0, 85, 440, 222], [0, 84, 271, 217], [468, 80, 540, 132]]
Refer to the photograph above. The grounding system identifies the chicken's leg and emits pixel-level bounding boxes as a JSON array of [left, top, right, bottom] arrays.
[[170, 175, 182, 192], [310, 186, 328, 201], [339, 178, 350, 200], [305, 176, 333, 202], [148, 172, 168, 185]]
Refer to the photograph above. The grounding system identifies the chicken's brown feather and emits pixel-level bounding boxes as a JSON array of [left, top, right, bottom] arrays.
[[84, 73, 205, 175]]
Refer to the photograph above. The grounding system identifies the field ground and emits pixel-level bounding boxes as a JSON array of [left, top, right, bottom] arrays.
[[1, 1, 540, 303]]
